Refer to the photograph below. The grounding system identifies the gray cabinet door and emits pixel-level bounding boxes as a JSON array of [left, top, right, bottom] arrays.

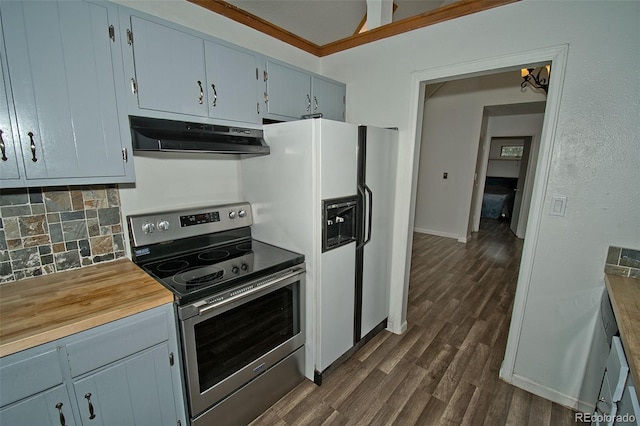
[[0, 52, 21, 182], [1, 1, 129, 182], [130, 16, 208, 118], [312, 76, 346, 122], [72, 343, 177, 426], [205, 41, 260, 124], [0, 385, 77, 426], [265, 60, 311, 119]]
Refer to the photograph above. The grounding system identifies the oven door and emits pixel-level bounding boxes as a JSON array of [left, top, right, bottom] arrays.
[[180, 267, 305, 418]]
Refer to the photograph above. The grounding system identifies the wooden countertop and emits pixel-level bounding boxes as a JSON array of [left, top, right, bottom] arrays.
[[0, 258, 173, 358], [605, 274, 640, 388]]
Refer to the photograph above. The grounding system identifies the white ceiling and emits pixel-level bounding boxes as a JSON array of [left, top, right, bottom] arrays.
[[226, 0, 450, 45]]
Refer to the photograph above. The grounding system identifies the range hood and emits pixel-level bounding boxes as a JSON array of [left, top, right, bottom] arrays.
[[129, 116, 269, 156]]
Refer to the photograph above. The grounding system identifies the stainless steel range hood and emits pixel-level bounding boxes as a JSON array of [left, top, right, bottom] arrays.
[[129, 116, 269, 156]]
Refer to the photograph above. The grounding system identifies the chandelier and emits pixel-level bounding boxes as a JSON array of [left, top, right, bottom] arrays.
[[521, 65, 550, 94]]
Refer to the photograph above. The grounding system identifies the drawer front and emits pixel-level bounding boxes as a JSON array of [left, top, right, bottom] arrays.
[[0, 349, 63, 407], [607, 336, 630, 402], [66, 309, 169, 377]]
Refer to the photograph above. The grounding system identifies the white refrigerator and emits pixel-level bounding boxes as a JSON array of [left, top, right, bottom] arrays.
[[242, 118, 398, 383]]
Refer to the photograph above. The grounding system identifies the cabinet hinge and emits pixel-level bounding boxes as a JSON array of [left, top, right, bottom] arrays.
[[131, 78, 137, 94], [343, 95, 346, 104], [108, 25, 115, 42], [257, 102, 260, 114], [169, 352, 175, 366], [255, 68, 258, 80], [122, 147, 128, 163], [263, 70, 268, 82], [264, 92, 268, 104], [127, 28, 134, 46]]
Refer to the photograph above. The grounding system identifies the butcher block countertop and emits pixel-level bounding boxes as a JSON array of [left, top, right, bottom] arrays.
[[605, 274, 640, 388], [0, 258, 173, 358]]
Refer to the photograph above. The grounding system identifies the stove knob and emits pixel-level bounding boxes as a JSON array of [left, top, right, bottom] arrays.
[[157, 220, 170, 232], [228, 211, 237, 220], [142, 222, 156, 234], [238, 209, 247, 218], [232, 266, 240, 274], [241, 263, 248, 271]]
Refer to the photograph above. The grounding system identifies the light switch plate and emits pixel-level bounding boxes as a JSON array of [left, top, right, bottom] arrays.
[[550, 196, 567, 216]]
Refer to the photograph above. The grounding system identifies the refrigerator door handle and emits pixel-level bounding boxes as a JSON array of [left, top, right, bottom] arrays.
[[363, 184, 373, 246]]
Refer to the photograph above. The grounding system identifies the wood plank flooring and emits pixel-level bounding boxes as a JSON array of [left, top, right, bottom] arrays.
[[250, 219, 582, 425]]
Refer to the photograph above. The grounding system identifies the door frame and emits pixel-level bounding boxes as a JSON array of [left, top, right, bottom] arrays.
[[388, 44, 569, 384]]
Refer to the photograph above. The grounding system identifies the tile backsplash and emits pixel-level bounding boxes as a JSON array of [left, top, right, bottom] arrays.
[[0, 186, 125, 283], [605, 246, 640, 279]]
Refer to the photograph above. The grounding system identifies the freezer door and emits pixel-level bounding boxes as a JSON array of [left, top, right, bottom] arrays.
[[359, 126, 398, 340], [317, 242, 356, 371]]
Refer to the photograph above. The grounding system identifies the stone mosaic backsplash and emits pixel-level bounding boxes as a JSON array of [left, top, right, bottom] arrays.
[[0, 186, 124, 283], [605, 246, 640, 279]]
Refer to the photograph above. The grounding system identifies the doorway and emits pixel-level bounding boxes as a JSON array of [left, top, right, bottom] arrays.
[[387, 45, 568, 391], [469, 101, 547, 240]]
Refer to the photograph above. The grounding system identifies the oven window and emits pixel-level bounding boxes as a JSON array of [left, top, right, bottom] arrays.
[[194, 283, 300, 392]]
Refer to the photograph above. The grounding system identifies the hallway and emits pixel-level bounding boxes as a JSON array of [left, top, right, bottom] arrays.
[[251, 219, 581, 425]]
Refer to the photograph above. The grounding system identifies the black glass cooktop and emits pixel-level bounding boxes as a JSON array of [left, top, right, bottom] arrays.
[[137, 238, 304, 304]]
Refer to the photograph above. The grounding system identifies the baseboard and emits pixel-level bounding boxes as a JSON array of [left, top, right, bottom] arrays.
[[413, 227, 462, 241], [505, 373, 594, 414], [386, 319, 407, 334]]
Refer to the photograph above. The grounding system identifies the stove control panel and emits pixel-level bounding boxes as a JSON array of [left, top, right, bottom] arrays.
[[128, 202, 253, 247]]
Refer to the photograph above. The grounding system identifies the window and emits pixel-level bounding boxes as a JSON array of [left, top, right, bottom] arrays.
[[500, 145, 523, 159]]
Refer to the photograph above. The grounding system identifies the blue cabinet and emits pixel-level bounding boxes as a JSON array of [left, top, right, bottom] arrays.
[[0, 304, 186, 426], [0, 49, 21, 183], [264, 59, 346, 121], [312, 76, 346, 122], [128, 15, 208, 118], [205, 41, 261, 124], [123, 12, 261, 125], [0, 349, 77, 425], [0, 0, 134, 188], [264, 60, 313, 120]]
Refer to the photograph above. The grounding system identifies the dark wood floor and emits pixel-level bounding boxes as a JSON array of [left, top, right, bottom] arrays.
[[250, 219, 581, 425]]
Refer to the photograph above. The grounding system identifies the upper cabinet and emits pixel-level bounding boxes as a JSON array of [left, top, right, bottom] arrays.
[[122, 14, 261, 125], [311, 76, 347, 122], [264, 59, 346, 122], [204, 41, 261, 124], [127, 16, 208, 118], [0, 0, 134, 188], [0, 54, 21, 183]]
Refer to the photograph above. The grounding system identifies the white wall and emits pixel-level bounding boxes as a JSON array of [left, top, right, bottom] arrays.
[[486, 138, 523, 178], [412, 70, 544, 240], [322, 0, 640, 410]]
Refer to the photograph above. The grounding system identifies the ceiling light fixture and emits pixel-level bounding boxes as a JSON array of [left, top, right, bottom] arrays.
[[521, 65, 550, 94]]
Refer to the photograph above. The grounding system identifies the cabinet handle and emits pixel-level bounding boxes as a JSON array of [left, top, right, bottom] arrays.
[[55, 402, 67, 426], [84, 393, 97, 420], [197, 81, 203, 104], [211, 83, 217, 107], [306, 94, 311, 112], [313, 96, 318, 113], [0, 130, 7, 161], [28, 131, 37, 162]]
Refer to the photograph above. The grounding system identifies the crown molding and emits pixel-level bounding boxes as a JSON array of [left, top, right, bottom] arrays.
[[188, 0, 519, 57]]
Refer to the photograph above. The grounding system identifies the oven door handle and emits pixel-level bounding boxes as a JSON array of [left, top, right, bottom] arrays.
[[197, 267, 305, 316]]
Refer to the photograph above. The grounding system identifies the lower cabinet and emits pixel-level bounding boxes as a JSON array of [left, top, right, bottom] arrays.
[[0, 385, 76, 426], [0, 304, 186, 426]]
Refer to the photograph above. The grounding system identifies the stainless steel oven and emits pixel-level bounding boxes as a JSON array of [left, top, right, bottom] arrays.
[[179, 267, 305, 425], [128, 203, 306, 425]]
